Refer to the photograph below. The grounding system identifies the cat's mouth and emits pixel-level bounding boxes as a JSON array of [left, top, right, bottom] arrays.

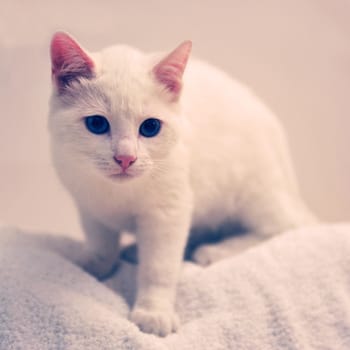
[[107, 170, 142, 181], [109, 172, 134, 180], [104, 165, 146, 181]]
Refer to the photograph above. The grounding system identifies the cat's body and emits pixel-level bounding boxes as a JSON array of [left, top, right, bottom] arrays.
[[49, 33, 316, 336]]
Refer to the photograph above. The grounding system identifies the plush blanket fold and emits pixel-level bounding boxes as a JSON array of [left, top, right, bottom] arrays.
[[0, 224, 350, 349]]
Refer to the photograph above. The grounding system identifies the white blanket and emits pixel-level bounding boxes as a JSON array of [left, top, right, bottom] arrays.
[[1, 224, 350, 349]]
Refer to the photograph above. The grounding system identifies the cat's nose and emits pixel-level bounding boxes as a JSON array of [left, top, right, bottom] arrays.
[[114, 154, 137, 171]]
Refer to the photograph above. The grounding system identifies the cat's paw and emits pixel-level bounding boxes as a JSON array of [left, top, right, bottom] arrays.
[[79, 253, 120, 280], [192, 244, 227, 266], [130, 308, 180, 337]]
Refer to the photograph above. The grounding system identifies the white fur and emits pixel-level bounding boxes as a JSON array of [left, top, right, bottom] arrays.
[[49, 40, 316, 336]]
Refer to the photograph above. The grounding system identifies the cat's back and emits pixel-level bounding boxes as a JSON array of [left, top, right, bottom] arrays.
[[181, 58, 276, 128], [181, 57, 286, 161], [180, 58, 289, 228]]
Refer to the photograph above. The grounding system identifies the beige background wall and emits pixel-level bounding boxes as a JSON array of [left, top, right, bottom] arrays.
[[0, 0, 349, 235]]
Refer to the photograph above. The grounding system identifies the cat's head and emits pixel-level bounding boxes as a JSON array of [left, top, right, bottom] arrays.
[[48, 32, 191, 182]]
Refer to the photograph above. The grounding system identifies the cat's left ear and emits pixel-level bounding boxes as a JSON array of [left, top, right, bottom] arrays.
[[152, 40, 192, 101], [50, 32, 95, 93]]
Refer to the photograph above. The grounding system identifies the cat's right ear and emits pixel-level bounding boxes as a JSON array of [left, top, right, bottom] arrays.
[[152, 40, 192, 102], [50, 32, 95, 93]]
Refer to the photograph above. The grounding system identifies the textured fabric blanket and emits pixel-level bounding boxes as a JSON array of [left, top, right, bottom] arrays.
[[0, 223, 350, 349]]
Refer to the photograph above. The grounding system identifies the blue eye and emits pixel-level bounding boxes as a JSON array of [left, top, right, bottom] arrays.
[[139, 118, 161, 137], [85, 115, 110, 135]]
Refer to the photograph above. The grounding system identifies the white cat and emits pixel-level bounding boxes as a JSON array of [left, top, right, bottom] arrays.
[[48, 32, 316, 336]]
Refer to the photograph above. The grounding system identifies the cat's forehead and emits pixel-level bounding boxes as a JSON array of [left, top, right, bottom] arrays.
[[94, 45, 152, 117], [61, 45, 154, 119]]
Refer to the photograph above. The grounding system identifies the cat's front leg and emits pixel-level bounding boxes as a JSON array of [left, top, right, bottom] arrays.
[[77, 211, 121, 280], [130, 207, 191, 336]]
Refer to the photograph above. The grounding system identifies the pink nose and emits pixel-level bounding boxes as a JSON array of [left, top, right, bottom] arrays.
[[114, 155, 137, 171]]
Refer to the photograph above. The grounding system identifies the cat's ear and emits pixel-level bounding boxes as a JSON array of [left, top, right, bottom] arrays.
[[152, 40, 192, 101], [50, 32, 95, 93]]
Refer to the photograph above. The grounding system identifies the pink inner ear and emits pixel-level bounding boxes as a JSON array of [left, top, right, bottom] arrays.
[[50, 32, 94, 91], [153, 40, 192, 97]]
